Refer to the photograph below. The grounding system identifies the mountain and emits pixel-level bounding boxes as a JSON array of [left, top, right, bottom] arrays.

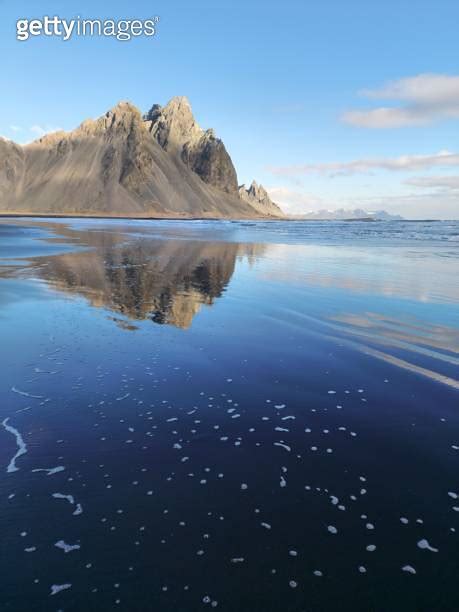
[[367, 210, 404, 221], [298, 208, 403, 221], [0, 97, 283, 219], [238, 181, 282, 216]]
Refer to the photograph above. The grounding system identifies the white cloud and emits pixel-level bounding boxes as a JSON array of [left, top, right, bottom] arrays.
[[342, 74, 459, 128], [29, 125, 62, 138], [362, 74, 459, 104], [6, 125, 66, 145], [267, 187, 327, 214], [30, 125, 51, 137], [267, 150, 459, 177], [404, 175, 459, 191], [343, 107, 428, 129], [30, 125, 47, 137]]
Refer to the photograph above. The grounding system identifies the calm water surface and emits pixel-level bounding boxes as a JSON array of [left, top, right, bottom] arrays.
[[0, 218, 458, 611]]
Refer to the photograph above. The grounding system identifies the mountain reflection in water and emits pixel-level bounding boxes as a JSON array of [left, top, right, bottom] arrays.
[[23, 229, 264, 329], [1, 219, 457, 389]]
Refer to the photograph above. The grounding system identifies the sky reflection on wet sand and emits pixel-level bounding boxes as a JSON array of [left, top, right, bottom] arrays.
[[0, 218, 458, 611]]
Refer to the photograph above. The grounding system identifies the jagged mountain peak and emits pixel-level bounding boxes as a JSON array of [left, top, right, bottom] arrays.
[[109, 100, 138, 112], [0, 96, 284, 218], [143, 103, 162, 123], [239, 181, 282, 215], [91, 101, 144, 134], [247, 180, 269, 199], [145, 95, 202, 154], [144, 96, 239, 194], [164, 95, 193, 112]]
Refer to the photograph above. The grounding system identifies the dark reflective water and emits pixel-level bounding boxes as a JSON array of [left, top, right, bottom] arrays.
[[0, 218, 458, 611]]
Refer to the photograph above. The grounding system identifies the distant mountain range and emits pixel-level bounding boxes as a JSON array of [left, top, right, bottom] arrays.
[[0, 97, 283, 219], [297, 208, 404, 221]]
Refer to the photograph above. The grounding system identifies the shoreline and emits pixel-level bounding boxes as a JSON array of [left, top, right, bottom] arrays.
[[0, 213, 449, 222], [0, 212, 285, 221]]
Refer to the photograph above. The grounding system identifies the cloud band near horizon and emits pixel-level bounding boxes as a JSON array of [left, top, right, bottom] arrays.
[[267, 150, 459, 178]]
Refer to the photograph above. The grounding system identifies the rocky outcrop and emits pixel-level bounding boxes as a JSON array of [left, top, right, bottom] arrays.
[[0, 98, 284, 219], [146, 97, 238, 194], [238, 180, 283, 216], [144, 97, 202, 154], [182, 130, 238, 194]]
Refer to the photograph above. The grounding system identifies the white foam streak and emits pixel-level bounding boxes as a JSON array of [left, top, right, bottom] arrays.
[[11, 386, 44, 399], [2, 418, 27, 473]]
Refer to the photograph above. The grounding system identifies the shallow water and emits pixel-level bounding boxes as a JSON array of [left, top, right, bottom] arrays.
[[0, 218, 458, 611]]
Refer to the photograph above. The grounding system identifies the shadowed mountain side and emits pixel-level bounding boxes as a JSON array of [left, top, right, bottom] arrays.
[[25, 235, 265, 328], [0, 98, 283, 219]]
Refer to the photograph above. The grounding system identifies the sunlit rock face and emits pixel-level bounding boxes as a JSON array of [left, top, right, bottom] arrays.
[[145, 96, 238, 195], [0, 98, 284, 219]]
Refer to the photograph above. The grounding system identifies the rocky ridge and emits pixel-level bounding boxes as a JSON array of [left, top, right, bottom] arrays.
[[0, 97, 283, 218]]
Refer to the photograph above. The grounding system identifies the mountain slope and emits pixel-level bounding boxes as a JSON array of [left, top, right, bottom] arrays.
[[0, 98, 283, 219]]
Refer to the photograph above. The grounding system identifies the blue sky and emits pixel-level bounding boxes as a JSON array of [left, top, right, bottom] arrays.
[[1, 0, 458, 218]]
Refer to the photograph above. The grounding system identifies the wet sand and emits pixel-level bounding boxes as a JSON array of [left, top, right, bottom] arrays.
[[0, 218, 458, 611]]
